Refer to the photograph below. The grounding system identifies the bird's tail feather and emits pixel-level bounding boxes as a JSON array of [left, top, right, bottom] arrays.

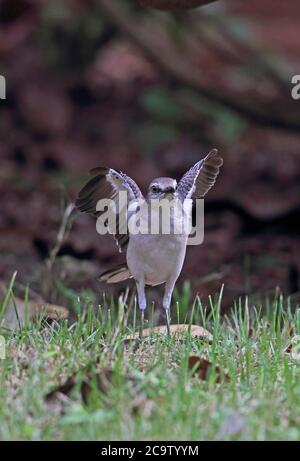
[[98, 264, 132, 284]]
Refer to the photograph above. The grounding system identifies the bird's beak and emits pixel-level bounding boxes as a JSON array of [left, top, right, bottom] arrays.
[[163, 191, 175, 201]]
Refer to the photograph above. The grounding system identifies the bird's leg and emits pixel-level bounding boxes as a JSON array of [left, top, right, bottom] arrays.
[[165, 308, 171, 336], [136, 278, 146, 340], [163, 281, 176, 336]]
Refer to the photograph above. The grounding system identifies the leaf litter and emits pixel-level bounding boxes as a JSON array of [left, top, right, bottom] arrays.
[[188, 356, 230, 383], [0, 282, 69, 329]]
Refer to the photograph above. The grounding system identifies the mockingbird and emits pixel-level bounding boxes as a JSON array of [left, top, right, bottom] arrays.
[[76, 148, 223, 334]]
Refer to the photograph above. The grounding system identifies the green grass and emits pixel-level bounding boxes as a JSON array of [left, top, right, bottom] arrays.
[[0, 282, 300, 441]]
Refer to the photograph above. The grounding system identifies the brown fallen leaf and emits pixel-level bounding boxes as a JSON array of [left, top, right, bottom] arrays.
[[30, 302, 69, 321], [46, 376, 77, 401], [4, 299, 69, 329], [188, 355, 230, 383], [46, 368, 124, 406], [247, 327, 254, 338], [125, 324, 213, 342], [47, 369, 158, 416], [284, 336, 300, 359], [139, 0, 218, 11], [284, 343, 293, 354], [0, 283, 69, 328]]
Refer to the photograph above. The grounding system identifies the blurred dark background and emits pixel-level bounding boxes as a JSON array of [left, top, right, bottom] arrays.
[[0, 0, 300, 309]]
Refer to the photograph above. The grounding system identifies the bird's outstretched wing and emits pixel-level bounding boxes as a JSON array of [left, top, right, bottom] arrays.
[[76, 167, 143, 252], [177, 149, 223, 201]]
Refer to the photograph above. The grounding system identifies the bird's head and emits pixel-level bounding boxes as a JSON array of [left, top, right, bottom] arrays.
[[147, 177, 177, 201]]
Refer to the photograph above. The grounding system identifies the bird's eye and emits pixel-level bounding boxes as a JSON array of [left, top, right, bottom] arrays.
[[151, 186, 160, 193]]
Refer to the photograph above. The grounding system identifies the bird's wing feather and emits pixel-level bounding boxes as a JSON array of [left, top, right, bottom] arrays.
[[177, 149, 223, 201], [98, 263, 132, 284], [76, 167, 143, 252]]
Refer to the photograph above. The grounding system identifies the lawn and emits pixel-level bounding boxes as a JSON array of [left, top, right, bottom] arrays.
[[0, 281, 299, 441]]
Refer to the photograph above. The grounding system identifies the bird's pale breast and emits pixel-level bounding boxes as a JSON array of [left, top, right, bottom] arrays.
[[127, 233, 187, 286]]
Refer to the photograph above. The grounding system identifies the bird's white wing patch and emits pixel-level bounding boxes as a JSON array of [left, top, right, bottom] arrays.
[[177, 149, 223, 201]]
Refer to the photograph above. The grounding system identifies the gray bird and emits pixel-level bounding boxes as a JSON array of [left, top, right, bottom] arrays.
[[76, 149, 223, 334]]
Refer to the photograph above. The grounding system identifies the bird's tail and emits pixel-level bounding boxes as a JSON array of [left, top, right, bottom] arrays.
[[98, 264, 132, 284]]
